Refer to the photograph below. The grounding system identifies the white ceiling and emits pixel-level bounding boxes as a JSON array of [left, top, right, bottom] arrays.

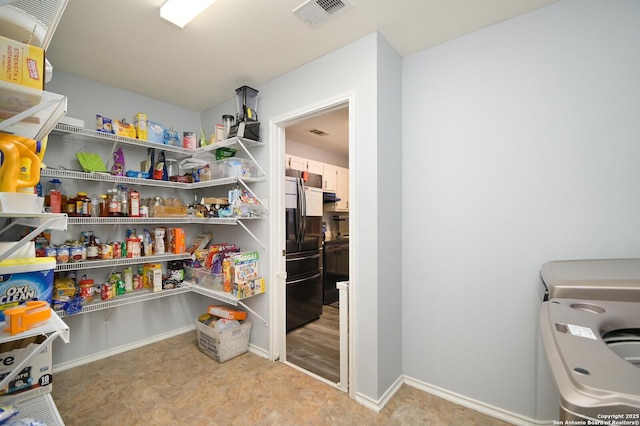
[[45, 0, 558, 113]]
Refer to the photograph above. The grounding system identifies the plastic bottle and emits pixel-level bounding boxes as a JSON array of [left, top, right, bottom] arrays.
[[99, 194, 108, 217], [45, 179, 67, 213], [108, 189, 119, 217], [118, 186, 128, 217], [91, 193, 100, 217]]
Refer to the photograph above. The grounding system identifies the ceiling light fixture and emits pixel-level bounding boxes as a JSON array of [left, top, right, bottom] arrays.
[[160, 0, 216, 28]]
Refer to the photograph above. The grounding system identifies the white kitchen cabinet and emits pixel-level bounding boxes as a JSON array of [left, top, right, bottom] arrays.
[[326, 167, 349, 212], [322, 164, 338, 192], [286, 155, 307, 171], [307, 159, 324, 175]]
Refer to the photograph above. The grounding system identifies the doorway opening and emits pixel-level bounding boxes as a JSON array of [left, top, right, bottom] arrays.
[[270, 92, 354, 394]]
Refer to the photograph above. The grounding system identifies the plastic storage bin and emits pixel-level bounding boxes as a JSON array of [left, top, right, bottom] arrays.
[[195, 320, 252, 363], [209, 158, 258, 179]]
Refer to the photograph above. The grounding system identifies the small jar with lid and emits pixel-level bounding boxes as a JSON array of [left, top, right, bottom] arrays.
[[77, 192, 91, 217]]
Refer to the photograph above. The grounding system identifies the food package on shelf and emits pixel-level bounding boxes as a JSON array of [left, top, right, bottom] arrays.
[[0, 36, 45, 90], [148, 121, 165, 143], [113, 119, 136, 138], [208, 305, 247, 320], [143, 263, 162, 292], [96, 115, 114, 133], [133, 113, 147, 141], [150, 197, 187, 217], [233, 277, 266, 299], [186, 232, 213, 256]]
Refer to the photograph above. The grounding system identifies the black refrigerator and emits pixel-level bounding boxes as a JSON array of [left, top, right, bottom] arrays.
[[285, 170, 323, 331]]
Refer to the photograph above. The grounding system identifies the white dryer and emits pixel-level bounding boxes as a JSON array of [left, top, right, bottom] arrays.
[[540, 258, 640, 422]]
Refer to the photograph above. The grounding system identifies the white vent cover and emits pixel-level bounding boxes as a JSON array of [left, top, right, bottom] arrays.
[[293, 0, 352, 27]]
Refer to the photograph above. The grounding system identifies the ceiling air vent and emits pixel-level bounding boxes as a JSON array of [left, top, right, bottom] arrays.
[[293, 0, 352, 28], [308, 128, 330, 136]]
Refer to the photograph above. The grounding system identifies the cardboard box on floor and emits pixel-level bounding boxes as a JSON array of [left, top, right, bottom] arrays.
[[0, 334, 53, 401]]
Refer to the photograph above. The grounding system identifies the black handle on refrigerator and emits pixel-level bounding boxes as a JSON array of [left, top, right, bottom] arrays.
[[295, 177, 304, 245], [300, 177, 307, 242]]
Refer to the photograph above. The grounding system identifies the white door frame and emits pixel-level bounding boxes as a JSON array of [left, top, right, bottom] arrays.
[[268, 90, 355, 397]]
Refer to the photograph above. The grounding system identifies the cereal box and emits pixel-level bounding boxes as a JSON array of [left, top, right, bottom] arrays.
[[231, 251, 259, 283]]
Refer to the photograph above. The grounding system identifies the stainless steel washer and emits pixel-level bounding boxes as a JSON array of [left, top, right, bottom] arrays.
[[540, 258, 640, 421]]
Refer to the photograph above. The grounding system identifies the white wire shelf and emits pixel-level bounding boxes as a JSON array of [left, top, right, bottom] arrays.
[[52, 123, 263, 156], [0, 310, 69, 345], [40, 167, 265, 189], [54, 253, 192, 272], [13, 393, 65, 426], [53, 282, 266, 325], [54, 285, 192, 318], [0, 81, 67, 140], [66, 216, 258, 225]]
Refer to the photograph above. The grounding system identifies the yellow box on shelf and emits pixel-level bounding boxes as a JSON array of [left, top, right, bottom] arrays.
[[0, 36, 45, 90]]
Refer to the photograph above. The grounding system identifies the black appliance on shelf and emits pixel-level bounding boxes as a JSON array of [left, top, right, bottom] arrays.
[[285, 170, 323, 331], [227, 86, 260, 141]]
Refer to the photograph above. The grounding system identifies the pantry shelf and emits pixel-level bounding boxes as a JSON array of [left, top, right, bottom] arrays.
[[0, 81, 67, 140], [0, 311, 69, 391], [13, 394, 65, 426], [54, 285, 192, 318], [0, 213, 68, 262], [40, 168, 265, 189], [188, 282, 267, 325], [66, 216, 259, 225], [54, 253, 192, 272], [52, 123, 264, 156]]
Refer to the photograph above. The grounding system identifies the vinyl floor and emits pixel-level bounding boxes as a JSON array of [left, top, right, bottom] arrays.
[[51, 329, 515, 426]]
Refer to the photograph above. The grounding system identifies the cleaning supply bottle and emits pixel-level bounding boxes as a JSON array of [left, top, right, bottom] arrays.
[[10, 136, 44, 194], [0, 137, 41, 192]]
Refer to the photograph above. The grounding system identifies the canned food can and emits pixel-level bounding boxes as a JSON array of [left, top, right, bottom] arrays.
[[56, 245, 70, 264], [44, 246, 57, 258], [112, 242, 121, 258], [100, 244, 113, 260], [80, 231, 93, 244], [69, 244, 84, 263], [101, 283, 113, 301]]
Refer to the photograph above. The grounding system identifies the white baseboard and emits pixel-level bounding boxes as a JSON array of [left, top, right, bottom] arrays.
[[52, 325, 195, 373], [354, 374, 404, 413], [352, 374, 545, 425], [248, 343, 270, 359], [403, 375, 541, 426]]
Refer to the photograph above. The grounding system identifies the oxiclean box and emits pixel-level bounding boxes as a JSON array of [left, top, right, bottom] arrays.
[[0, 257, 55, 321]]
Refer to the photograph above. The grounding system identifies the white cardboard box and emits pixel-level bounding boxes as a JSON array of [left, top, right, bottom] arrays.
[[0, 334, 53, 401]]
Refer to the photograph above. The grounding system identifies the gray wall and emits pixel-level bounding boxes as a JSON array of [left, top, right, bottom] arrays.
[[402, 0, 640, 420], [203, 32, 401, 400]]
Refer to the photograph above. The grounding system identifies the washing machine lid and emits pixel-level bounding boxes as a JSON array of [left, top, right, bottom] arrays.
[[540, 298, 640, 419], [541, 258, 640, 302]]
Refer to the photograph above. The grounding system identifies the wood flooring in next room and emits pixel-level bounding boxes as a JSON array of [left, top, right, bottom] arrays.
[[52, 324, 515, 425], [286, 304, 340, 383]]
